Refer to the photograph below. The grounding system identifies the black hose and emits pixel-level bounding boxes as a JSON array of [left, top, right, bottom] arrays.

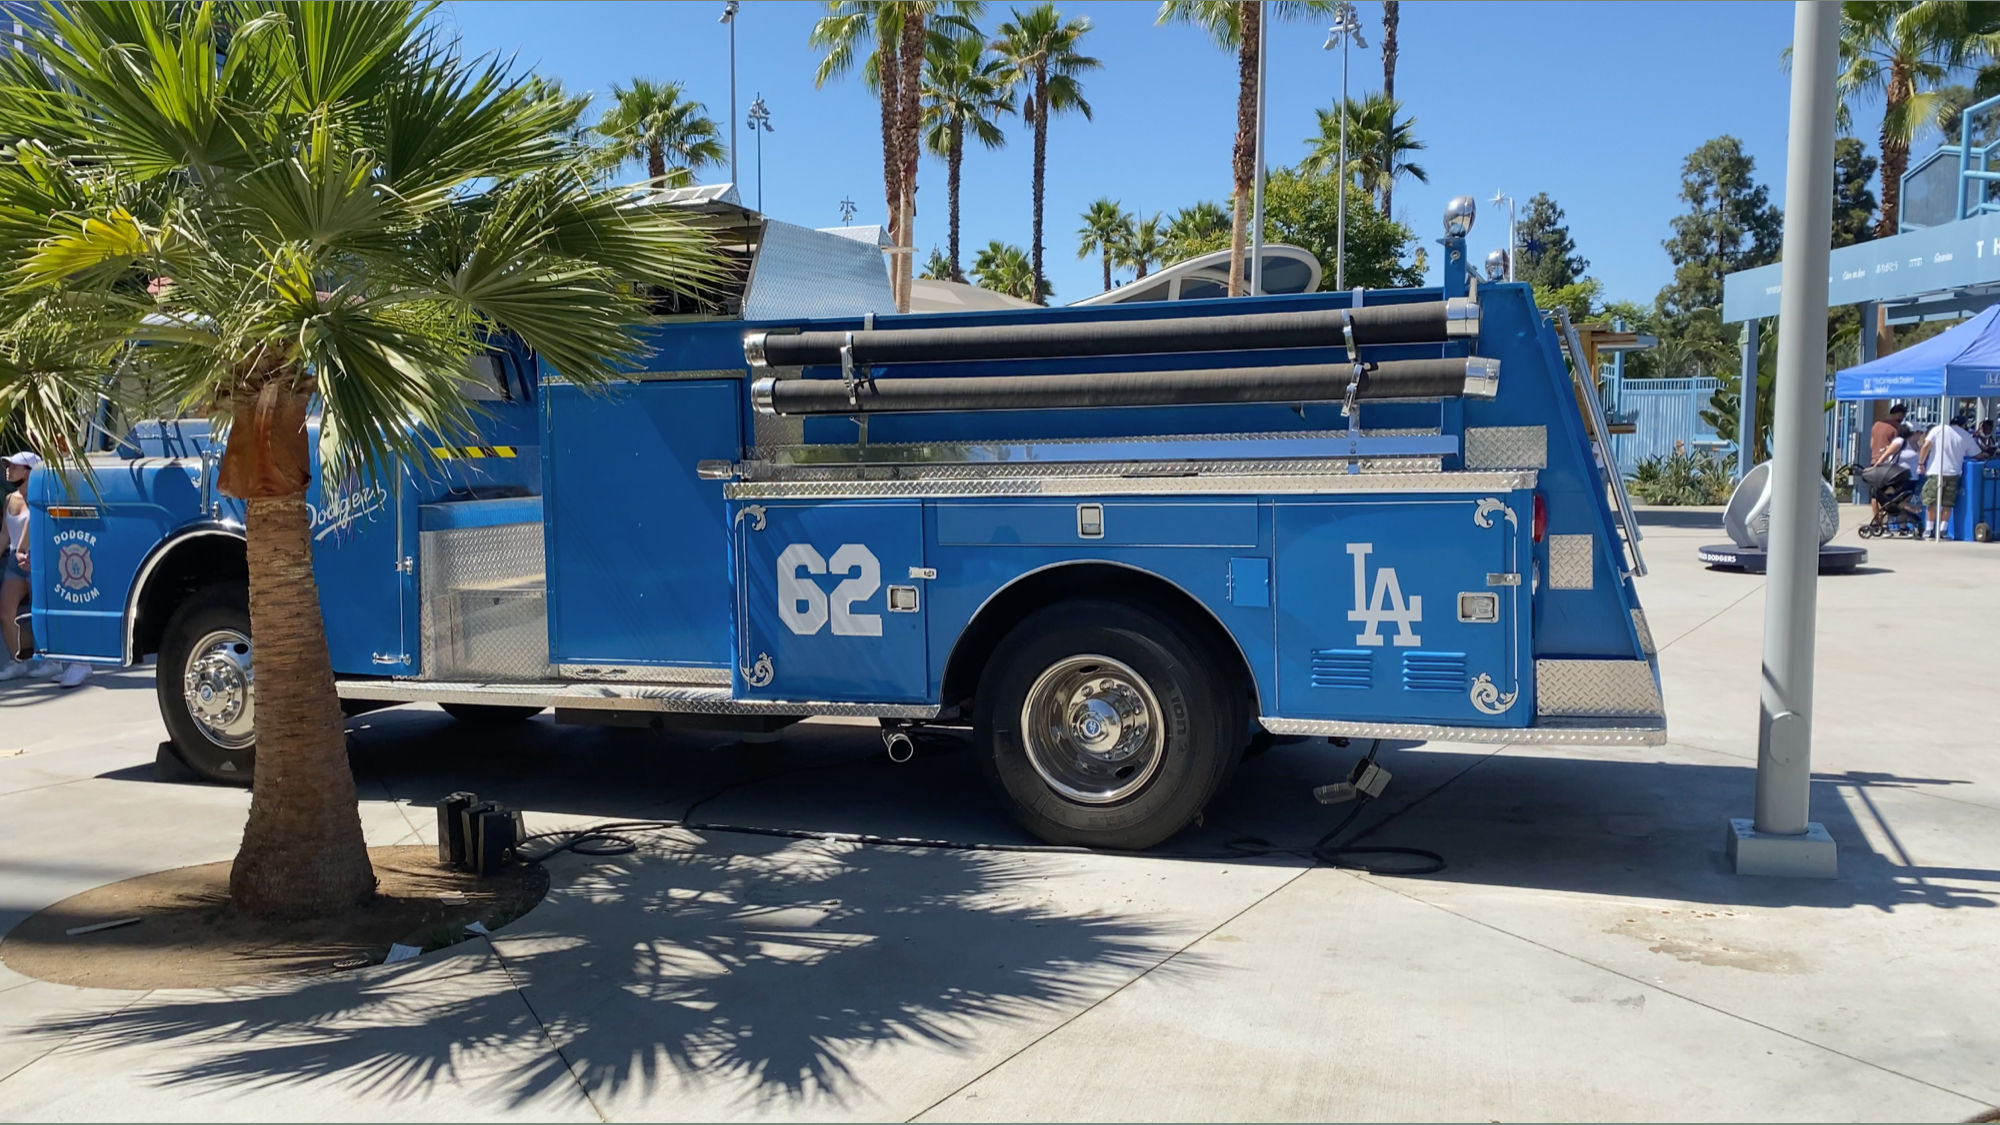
[[756, 357, 1494, 416], [747, 300, 1475, 368]]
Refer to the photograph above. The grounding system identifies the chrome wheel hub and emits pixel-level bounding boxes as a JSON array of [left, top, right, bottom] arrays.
[[1020, 654, 1164, 804], [183, 628, 254, 750]]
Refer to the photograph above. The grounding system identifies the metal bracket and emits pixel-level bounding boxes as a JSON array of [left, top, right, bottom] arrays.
[[1341, 363, 1363, 419], [839, 335, 861, 407]]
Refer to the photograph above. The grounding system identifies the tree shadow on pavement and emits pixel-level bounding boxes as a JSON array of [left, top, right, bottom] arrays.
[[20, 827, 1194, 1115]]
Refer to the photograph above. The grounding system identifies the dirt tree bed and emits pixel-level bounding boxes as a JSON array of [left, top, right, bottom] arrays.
[[0, 845, 547, 990]]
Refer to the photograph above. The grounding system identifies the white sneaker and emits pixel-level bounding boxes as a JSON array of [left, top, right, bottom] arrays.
[[25, 659, 59, 680], [0, 661, 28, 681], [57, 663, 90, 689]]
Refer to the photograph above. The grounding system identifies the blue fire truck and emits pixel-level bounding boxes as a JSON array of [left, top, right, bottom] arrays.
[[27, 195, 1664, 849]]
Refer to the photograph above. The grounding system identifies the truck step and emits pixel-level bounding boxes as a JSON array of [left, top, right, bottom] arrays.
[[1258, 714, 1667, 747], [334, 677, 939, 720]]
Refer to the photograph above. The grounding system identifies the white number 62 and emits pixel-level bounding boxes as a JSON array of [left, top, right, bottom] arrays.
[[776, 542, 882, 637]]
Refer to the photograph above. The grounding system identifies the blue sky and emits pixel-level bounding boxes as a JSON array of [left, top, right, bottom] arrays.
[[437, 1, 1877, 308]]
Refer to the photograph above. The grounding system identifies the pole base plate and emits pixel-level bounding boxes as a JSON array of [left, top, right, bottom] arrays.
[[1725, 817, 1837, 878], [1697, 543, 1867, 574]]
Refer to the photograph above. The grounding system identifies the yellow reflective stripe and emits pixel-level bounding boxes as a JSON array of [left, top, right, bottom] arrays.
[[431, 446, 454, 458], [429, 444, 517, 459]]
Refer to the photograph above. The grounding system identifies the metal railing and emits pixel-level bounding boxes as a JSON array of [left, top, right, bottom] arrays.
[[1556, 308, 1648, 578]]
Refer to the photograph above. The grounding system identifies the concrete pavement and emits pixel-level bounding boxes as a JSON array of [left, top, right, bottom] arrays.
[[0, 505, 1996, 1121]]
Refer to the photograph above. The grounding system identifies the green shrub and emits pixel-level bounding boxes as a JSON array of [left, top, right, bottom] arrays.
[[1627, 442, 1734, 506]]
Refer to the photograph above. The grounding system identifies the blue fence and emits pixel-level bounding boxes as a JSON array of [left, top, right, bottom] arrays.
[[1603, 375, 1725, 477]]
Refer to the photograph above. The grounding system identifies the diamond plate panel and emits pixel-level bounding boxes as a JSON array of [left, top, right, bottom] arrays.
[[743, 218, 894, 321], [419, 522, 550, 682], [1632, 608, 1657, 655], [335, 678, 938, 718], [1463, 425, 1548, 469], [1534, 659, 1664, 717], [1258, 715, 1667, 746], [1548, 533, 1594, 590], [742, 457, 1444, 483], [727, 470, 1538, 501]]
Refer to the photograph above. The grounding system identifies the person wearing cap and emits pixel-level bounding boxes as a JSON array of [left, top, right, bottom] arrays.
[[0, 452, 87, 686], [1917, 414, 1982, 539]]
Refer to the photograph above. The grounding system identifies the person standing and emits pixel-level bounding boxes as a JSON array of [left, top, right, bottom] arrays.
[[1917, 415, 1980, 540], [1871, 403, 1908, 464], [0, 452, 89, 687], [0, 452, 57, 680]]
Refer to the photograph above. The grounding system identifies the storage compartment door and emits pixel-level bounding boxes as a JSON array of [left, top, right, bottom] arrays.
[[734, 500, 929, 703], [1274, 494, 1528, 726]]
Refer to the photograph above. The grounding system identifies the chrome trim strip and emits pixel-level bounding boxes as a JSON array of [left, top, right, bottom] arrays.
[[752, 427, 1443, 465], [725, 470, 1538, 501], [1258, 715, 1668, 747], [741, 456, 1447, 484], [336, 678, 939, 719], [122, 524, 247, 665], [554, 663, 731, 685]]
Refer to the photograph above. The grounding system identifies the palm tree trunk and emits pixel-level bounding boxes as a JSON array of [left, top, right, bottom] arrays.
[[878, 37, 904, 307], [217, 375, 373, 920], [1136, 256, 1149, 280], [1381, 1, 1398, 217], [1228, 0, 1259, 298], [1877, 60, 1913, 238], [1030, 71, 1048, 305], [896, 10, 926, 313], [1101, 247, 1112, 293], [647, 143, 666, 186], [948, 120, 965, 282]]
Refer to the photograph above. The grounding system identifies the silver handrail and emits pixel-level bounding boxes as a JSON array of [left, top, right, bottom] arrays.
[[1554, 307, 1647, 578]]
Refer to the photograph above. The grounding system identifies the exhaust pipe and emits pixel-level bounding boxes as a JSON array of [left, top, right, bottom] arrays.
[[883, 729, 915, 763]]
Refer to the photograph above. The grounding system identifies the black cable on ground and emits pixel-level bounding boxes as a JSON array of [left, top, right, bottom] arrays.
[[510, 737, 1445, 874]]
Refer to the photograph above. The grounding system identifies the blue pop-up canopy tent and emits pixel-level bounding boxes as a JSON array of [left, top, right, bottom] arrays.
[[1834, 303, 2000, 399]]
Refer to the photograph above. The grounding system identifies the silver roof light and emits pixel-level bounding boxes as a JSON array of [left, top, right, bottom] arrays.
[[1444, 195, 1476, 237], [1483, 249, 1508, 281]]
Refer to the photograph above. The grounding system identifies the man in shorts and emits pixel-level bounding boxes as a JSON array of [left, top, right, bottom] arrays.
[[1918, 415, 1980, 539]]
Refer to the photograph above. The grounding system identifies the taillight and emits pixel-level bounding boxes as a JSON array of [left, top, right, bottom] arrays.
[[1532, 493, 1547, 542]]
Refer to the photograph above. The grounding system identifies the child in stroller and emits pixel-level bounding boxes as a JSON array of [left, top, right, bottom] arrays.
[[1858, 459, 1926, 538]]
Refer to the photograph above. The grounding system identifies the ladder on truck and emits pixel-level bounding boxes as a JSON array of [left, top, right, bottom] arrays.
[[1554, 307, 1648, 578]]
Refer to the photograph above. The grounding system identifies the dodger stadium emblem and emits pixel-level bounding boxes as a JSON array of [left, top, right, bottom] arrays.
[[53, 530, 100, 603]]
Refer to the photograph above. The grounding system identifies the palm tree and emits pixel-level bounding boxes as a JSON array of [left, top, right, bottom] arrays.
[[923, 35, 1012, 282], [1117, 212, 1166, 279], [1380, 0, 1400, 214], [1157, 1, 1334, 297], [0, 1, 718, 919], [812, 2, 983, 310], [993, 3, 1099, 305], [1076, 197, 1132, 292], [596, 78, 725, 187], [972, 239, 1051, 302], [1163, 200, 1232, 261], [1304, 92, 1427, 210], [1833, 1, 1983, 236]]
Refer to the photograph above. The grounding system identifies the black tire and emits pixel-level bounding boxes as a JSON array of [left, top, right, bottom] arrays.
[[1977, 522, 1993, 544], [155, 584, 255, 786], [973, 598, 1243, 850], [440, 702, 545, 724], [1856, 522, 1878, 539]]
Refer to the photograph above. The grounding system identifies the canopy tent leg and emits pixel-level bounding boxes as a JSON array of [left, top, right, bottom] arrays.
[[1728, 0, 1839, 879]]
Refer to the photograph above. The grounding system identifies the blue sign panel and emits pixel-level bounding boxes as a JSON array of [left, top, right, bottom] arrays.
[[1723, 212, 2000, 323]]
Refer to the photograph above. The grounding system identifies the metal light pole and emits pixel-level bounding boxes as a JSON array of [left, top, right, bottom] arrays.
[[1324, 3, 1365, 292], [747, 94, 773, 213], [1727, 0, 1840, 879], [1249, 1, 1267, 297], [1489, 190, 1516, 281], [721, 2, 739, 188]]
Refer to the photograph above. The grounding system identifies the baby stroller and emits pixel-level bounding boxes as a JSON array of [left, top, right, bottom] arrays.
[[1857, 462, 1926, 538]]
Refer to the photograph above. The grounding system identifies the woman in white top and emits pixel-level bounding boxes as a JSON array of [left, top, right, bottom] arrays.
[[1893, 425, 1923, 476], [0, 452, 88, 686]]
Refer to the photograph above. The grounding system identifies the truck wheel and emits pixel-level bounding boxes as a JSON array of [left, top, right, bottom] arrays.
[[440, 703, 544, 723], [974, 599, 1242, 850], [156, 585, 255, 786]]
